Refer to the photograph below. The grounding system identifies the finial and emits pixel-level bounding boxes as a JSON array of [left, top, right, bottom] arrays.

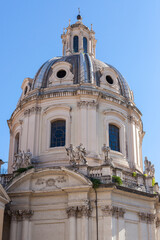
[[69, 19, 71, 26], [63, 28, 65, 34], [77, 8, 82, 21], [91, 24, 93, 31]]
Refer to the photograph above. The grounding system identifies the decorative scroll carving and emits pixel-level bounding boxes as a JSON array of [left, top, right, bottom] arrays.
[[127, 115, 136, 124], [66, 206, 77, 217], [66, 205, 92, 218], [144, 157, 155, 177], [138, 212, 155, 223], [101, 205, 112, 216], [156, 218, 160, 228], [101, 144, 113, 166], [24, 106, 41, 116], [13, 149, 32, 170], [77, 101, 97, 109], [66, 143, 87, 166], [8, 209, 34, 220], [101, 205, 125, 218]]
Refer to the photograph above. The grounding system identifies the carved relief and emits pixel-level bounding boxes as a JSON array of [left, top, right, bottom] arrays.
[[138, 212, 155, 223], [8, 209, 34, 221], [35, 176, 67, 190], [101, 205, 125, 218]]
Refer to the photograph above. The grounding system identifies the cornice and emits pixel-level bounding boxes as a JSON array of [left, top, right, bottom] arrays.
[[8, 85, 139, 122]]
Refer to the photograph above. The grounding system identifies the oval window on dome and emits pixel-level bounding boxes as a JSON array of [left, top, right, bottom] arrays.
[[57, 70, 67, 78], [106, 75, 113, 85]]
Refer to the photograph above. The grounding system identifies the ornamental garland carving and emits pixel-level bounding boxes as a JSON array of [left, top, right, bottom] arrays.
[[8, 209, 34, 221], [138, 212, 155, 224], [66, 205, 92, 218], [24, 106, 41, 116], [101, 205, 125, 218], [77, 100, 97, 109]]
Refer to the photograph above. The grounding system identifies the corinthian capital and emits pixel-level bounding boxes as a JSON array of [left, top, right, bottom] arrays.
[[101, 205, 125, 218], [66, 206, 77, 218], [8, 209, 34, 220]]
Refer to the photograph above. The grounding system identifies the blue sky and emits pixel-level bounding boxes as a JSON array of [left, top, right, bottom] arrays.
[[1, 0, 160, 181]]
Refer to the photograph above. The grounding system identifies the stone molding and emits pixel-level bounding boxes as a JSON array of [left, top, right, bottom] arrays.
[[24, 106, 41, 116], [66, 205, 92, 218], [8, 209, 34, 221], [77, 101, 97, 109], [138, 212, 155, 224], [101, 205, 125, 218], [11, 88, 131, 121]]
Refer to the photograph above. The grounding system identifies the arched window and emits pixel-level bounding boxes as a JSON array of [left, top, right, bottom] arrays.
[[14, 133, 20, 154], [83, 37, 87, 53], [109, 124, 120, 152], [73, 36, 79, 53], [50, 120, 66, 147]]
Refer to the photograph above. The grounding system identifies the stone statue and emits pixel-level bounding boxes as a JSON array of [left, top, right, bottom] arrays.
[[24, 149, 32, 167], [144, 157, 155, 177], [76, 143, 87, 165], [13, 149, 33, 170], [102, 144, 113, 165], [14, 150, 23, 169], [66, 144, 76, 165], [66, 143, 87, 166]]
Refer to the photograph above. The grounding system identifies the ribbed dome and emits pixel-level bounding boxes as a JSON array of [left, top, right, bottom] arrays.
[[32, 53, 133, 100]]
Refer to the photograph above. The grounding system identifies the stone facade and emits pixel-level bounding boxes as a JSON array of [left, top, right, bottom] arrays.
[[0, 13, 160, 240]]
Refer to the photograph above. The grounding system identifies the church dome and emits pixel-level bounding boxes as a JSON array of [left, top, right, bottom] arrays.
[[9, 14, 142, 175], [31, 53, 133, 101]]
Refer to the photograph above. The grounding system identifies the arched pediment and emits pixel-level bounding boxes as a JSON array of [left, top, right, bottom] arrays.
[[6, 167, 92, 195]]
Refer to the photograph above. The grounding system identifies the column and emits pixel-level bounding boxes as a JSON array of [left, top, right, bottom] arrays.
[[156, 218, 160, 240], [101, 206, 125, 240], [81, 206, 90, 240], [66, 207, 77, 240], [101, 206, 112, 240], [88, 102, 97, 154], [127, 116, 136, 168], [77, 102, 88, 149], [138, 212, 150, 240], [21, 210, 34, 240], [8, 211, 17, 240], [79, 31, 83, 52], [118, 208, 126, 240], [147, 214, 156, 240]]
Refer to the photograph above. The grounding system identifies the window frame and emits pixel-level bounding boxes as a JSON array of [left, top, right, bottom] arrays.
[[109, 124, 120, 152], [41, 105, 71, 153], [73, 35, 79, 53], [50, 119, 66, 148], [103, 112, 126, 157], [83, 37, 88, 53]]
